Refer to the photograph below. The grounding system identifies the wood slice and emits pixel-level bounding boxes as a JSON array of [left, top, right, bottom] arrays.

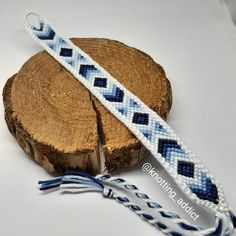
[[2, 38, 172, 174]]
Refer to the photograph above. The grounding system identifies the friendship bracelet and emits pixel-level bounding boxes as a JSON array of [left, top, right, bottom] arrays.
[[24, 12, 236, 235]]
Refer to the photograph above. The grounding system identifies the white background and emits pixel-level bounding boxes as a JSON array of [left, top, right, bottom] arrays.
[[0, 0, 236, 235]]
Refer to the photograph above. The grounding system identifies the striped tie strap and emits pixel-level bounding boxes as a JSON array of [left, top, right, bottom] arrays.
[[24, 12, 236, 236]]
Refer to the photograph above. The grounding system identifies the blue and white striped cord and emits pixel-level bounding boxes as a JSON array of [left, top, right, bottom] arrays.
[[39, 170, 236, 236], [24, 12, 236, 235]]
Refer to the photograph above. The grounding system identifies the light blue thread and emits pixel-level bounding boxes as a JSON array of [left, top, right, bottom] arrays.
[[38, 172, 235, 235], [24, 12, 236, 235]]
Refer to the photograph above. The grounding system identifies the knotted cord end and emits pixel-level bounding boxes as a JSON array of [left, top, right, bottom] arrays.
[[38, 170, 109, 197]]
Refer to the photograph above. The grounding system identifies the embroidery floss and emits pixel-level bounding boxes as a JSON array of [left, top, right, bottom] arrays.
[[24, 12, 236, 235]]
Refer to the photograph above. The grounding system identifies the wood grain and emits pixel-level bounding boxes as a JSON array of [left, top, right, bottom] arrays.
[[3, 38, 172, 174]]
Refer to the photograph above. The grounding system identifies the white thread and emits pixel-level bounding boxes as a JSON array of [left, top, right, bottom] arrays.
[[25, 12, 235, 235]]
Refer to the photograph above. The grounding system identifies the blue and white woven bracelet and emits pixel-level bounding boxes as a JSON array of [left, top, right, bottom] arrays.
[[24, 12, 236, 236]]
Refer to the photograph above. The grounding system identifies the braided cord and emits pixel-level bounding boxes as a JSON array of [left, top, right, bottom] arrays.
[[24, 12, 236, 235], [39, 172, 235, 235], [97, 174, 236, 236]]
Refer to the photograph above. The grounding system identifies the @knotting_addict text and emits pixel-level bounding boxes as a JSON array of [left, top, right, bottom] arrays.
[[142, 162, 200, 221]]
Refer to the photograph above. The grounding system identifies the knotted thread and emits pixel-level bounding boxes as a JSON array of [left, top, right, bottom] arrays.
[[39, 170, 114, 199], [26, 11, 236, 235], [38, 171, 236, 236]]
